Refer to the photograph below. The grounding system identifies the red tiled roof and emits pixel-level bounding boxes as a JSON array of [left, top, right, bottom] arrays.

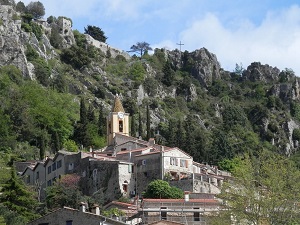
[[142, 198, 218, 203]]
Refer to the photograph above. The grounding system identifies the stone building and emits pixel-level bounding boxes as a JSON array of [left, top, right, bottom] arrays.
[[21, 95, 230, 216], [27, 206, 126, 225], [140, 197, 220, 225]]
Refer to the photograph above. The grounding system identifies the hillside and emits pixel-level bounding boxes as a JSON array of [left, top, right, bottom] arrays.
[[1, 1, 300, 169]]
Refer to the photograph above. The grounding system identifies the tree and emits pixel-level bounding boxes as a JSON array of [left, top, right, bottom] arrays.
[[84, 25, 107, 43], [16, 1, 26, 13], [129, 42, 152, 57], [138, 111, 143, 138], [26, 1, 45, 19], [0, 169, 39, 222], [97, 106, 106, 137], [162, 60, 175, 86], [130, 114, 137, 137], [143, 180, 184, 199], [146, 104, 150, 140], [46, 174, 83, 210], [218, 151, 300, 225]]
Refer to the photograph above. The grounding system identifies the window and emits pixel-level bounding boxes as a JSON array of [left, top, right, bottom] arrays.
[[121, 148, 127, 151], [142, 159, 146, 165], [47, 166, 51, 174], [160, 207, 167, 220], [170, 157, 176, 165], [36, 171, 39, 180], [194, 208, 200, 221], [52, 162, 57, 171], [93, 169, 97, 179], [128, 164, 132, 173], [68, 163, 74, 171], [57, 160, 62, 168], [47, 179, 52, 186], [180, 159, 185, 167], [27, 175, 30, 183], [66, 220, 73, 225], [119, 121, 123, 132]]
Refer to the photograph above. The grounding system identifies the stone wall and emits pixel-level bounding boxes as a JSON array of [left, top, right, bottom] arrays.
[[27, 207, 125, 225], [85, 34, 130, 60], [135, 153, 161, 195], [80, 159, 122, 202]]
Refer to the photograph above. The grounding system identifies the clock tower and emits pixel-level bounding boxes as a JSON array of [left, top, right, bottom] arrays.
[[107, 95, 129, 146]]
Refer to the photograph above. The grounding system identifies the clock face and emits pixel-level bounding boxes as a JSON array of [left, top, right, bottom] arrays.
[[118, 112, 124, 119]]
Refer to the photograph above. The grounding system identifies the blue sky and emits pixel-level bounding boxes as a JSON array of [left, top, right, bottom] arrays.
[[22, 0, 300, 75]]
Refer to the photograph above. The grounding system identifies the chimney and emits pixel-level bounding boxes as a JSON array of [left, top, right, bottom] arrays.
[[149, 138, 155, 146], [184, 191, 190, 202], [92, 204, 100, 215], [80, 202, 87, 212]]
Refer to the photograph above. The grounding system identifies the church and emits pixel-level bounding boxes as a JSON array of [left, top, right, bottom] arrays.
[[20, 95, 230, 202]]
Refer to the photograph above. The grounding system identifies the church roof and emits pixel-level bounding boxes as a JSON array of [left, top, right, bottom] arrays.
[[112, 95, 125, 113]]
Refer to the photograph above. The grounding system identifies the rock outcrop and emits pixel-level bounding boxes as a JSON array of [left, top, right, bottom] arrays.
[[189, 48, 221, 88], [0, 5, 29, 76], [242, 62, 281, 82]]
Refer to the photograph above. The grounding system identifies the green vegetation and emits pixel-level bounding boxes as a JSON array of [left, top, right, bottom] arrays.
[[142, 180, 184, 199], [1, 4, 300, 221], [216, 151, 300, 225], [84, 25, 107, 43]]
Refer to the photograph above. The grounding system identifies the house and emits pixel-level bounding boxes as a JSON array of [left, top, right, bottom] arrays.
[[140, 196, 220, 225], [27, 205, 127, 225]]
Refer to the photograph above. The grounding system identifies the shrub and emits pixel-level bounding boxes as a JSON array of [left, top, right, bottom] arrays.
[[25, 44, 39, 61]]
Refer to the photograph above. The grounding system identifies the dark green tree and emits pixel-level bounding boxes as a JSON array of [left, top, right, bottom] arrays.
[[129, 42, 152, 57], [26, 1, 45, 19], [162, 61, 175, 86], [53, 131, 60, 153], [0, 169, 39, 222], [39, 130, 47, 160], [16, 1, 26, 13], [79, 98, 87, 125], [84, 25, 107, 43], [146, 104, 151, 140], [131, 114, 137, 137], [87, 104, 96, 123], [143, 180, 183, 199], [138, 111, 143, 138], [97, 106, 106, 137]]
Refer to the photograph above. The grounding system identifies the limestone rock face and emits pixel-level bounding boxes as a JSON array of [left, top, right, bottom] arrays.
[[242, 62, 281, 82], [0, 5, 30, 76], [189, 48, 221, 88]]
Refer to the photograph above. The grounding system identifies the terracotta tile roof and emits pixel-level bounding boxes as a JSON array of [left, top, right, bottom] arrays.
[[112, 95, 125, 112], [142, 198, 218, 204], [116, 147, 152, 155]]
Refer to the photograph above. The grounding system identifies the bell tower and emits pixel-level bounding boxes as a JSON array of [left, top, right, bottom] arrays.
[[107, 95, 129, 146]]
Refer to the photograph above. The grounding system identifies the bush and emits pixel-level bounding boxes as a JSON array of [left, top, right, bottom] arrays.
[[25, 44, 39, 61], [143, 179, 184, 199], [30, 22, 43, 40], [60, 45, 91, 70], [292, 129, 300, 141], [63, 139, 78, 152], [32, 58, 51, 86]]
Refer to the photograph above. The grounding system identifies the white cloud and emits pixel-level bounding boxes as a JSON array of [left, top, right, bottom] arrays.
[[175, 5, 300, 75]]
